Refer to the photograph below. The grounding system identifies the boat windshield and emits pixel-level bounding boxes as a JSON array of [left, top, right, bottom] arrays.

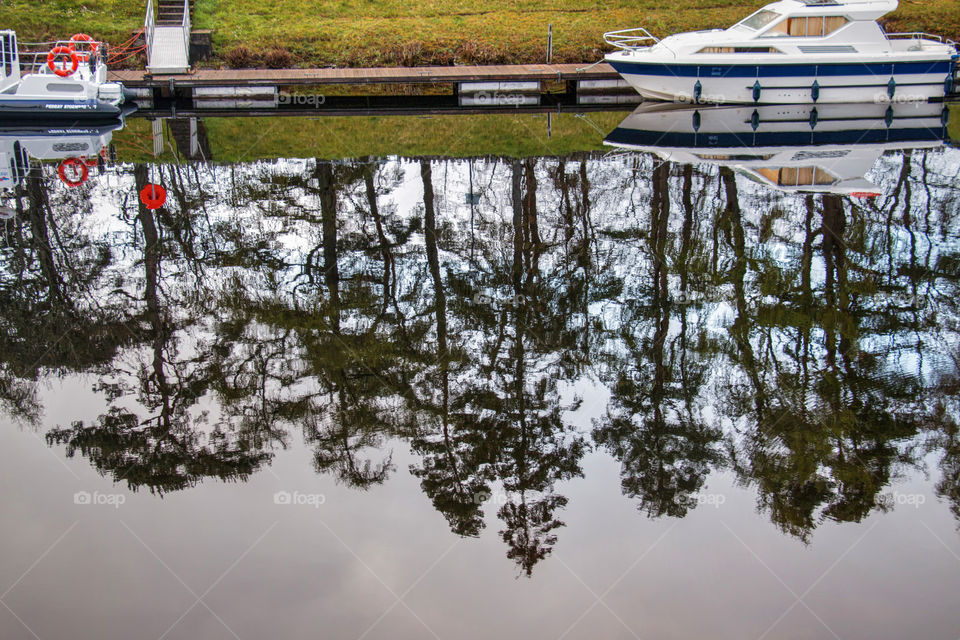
[[735, 9, 781, 30]]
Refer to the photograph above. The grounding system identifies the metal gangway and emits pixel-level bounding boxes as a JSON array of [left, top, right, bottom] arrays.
[[145, 0, 190, 74]]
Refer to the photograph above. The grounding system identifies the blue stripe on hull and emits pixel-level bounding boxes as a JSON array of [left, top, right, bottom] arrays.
[[604, 126, 948, 149], [608, 60, 952, 79]]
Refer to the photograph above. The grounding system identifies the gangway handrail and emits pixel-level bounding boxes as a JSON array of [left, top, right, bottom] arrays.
[[182, 0, 190, 62], [145, 0, 155, 67]]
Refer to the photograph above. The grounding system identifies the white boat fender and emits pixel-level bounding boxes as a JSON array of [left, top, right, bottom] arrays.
[[98, 83, 125, 104]]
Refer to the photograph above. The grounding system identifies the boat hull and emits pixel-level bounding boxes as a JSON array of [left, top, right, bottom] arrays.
[[0, 99, 134, 124], [606, 57, 954, 104]]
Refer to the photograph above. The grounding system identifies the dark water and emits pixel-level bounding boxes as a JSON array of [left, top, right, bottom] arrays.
[[1, 113, 960, 639]]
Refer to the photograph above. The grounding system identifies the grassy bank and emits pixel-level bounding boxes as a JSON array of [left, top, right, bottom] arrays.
[[0, 1, 143, 51], [2, 0, 958, 68], [111, 112, 628, 163]]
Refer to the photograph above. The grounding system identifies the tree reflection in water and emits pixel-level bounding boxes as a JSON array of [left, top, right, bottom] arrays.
[[0, 143, 957, 572]]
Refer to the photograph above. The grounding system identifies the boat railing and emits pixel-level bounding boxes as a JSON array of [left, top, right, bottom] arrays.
[[886, 32, 956, 47], [603, 28, 660, 51], [16, 40, 103, 76]]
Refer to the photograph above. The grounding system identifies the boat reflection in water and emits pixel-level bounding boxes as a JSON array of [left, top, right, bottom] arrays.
[[604, 101, 950, 195], [0, 118, 127, 192]]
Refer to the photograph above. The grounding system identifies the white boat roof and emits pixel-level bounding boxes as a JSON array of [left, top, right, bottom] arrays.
[[750, 0, 898, 17], [796, 0, 893, 4]]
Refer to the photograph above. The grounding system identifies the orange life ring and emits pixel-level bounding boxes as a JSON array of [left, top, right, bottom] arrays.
[[58, 158, 88, 188], [69, 34, 99, 62], [139, 184, 167, 210], [47, 46, 79, 77]]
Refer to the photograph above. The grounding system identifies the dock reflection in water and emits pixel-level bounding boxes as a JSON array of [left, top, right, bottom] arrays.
[[1, 110, 959, 639]]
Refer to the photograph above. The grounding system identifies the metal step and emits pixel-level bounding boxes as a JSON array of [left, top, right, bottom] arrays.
[[155, 0, 190, 22]]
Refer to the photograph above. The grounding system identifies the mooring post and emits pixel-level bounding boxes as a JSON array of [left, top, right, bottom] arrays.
[[547, 24, 553, 63]]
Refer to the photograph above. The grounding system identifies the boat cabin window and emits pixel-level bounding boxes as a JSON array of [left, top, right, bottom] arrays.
[[755, 166, 838, 186], [46, 83, 85, 93], [736, 10, 781, 31], [697, 46, 783, 54], [765, 16, 849, 37]]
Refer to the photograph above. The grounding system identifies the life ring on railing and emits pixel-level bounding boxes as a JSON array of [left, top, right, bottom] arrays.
[[47, 46, 79, 77], [69, 34, 99, 62], [58, 158, 88, 188]]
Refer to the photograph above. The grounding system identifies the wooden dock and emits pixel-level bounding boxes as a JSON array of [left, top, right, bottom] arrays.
[[109, 63, 637, 115], [109, 63, 620, 87]]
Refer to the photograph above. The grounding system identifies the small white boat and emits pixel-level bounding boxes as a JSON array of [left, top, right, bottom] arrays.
[[604, 0, 959, 104], [0, 30, 135, 122], [603, 101, 949, 195]]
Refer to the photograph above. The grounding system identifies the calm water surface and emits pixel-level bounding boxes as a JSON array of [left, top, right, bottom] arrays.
[[1, 111, 959, 639]]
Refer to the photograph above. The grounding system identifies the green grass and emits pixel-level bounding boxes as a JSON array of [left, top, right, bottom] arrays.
[[0, 1, 143, 49], [110, 112, 628, 163], [2, 0, 957, 68]]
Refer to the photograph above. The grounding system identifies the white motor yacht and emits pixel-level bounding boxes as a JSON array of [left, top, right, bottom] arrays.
[[604, 0, 959, 104]]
